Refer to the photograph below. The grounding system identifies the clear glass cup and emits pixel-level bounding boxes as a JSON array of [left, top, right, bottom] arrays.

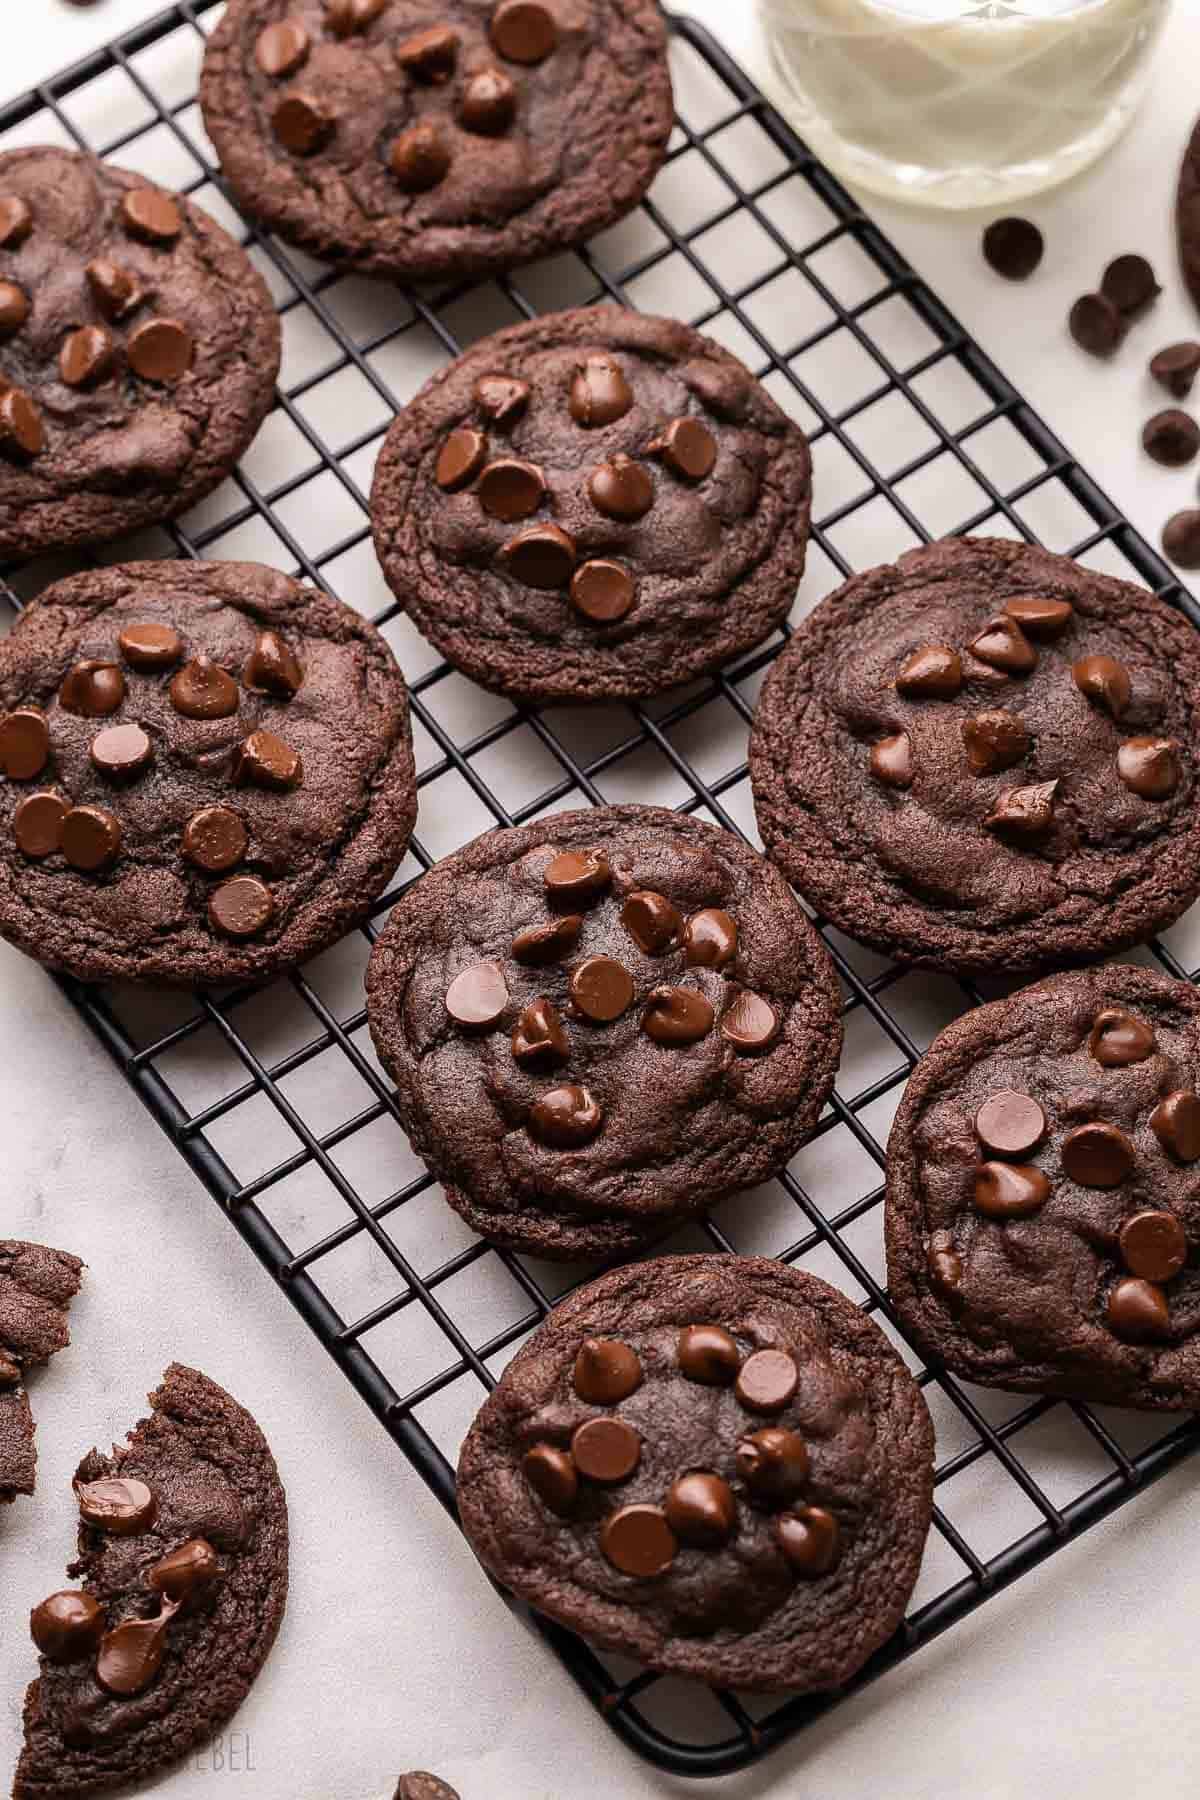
[[758, 0, 1172, 209]]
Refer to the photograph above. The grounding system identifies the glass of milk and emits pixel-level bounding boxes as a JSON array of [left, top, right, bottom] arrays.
[[758, 0, 1172, 208]]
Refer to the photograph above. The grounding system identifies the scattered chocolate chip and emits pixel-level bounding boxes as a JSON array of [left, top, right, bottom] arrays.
[[974, 1090, 1046, 1158], [127, 317, 194, 384], [208, 875, 275, 938], [569, 954, 634, 1023], [735, 1347, 798, 1414], [973, 1161, 1051, 1219], [1106, 1276, 1169, 1341], [90, 722, 153, 780], [570, 560, 635, 624], [928, 1239, 963, 1296], [60, 806, 121, 872], [96, 1611, 174, 1698], [571, 1416, 641, 1483], [870, 732, 913, 788], [390, 122, 452, 192], [1088, 1006, 1156, 1066], [244, 629, 303, 698], [962, 709, 1029, 775], [1101, 253, 1160, 316], [500, 523, 577, 589], [1069, 292, 1125, 357], [1162, 508, 1200, 568], [0, 195, 32, 248], [232, 730, 302, 791], [522, 1444, 577, 1516], [511, 996, 568, 1063], [1003, 595, 1074, 636], [721, 991, 781, 1052], [647, 417, 718, 482], [588, 454, 654, 521], [981, 216, 1044, 281], [491, 0, 559, 66], [641, 984, 715, 1045], [895, 644, 962, 699], [1149, 1088, 1200, 1163], [60, 660, 125, 718], [1117, 736, 1180, 799], [677, 1324, 740, 1385], [1061, 1120, 1135, 1188], [121, 188, 182, 246], [396, 24, 460, 82], [1150, 341, 1200, 398], [474, 374, 529, 426], [445, 960, 508, 1028], [574, 1338, 642, 1404], [478, 458, 546, 522], [736, 1427, 809, 1502], [529, 1083, 602, 1147], [511, 913, 582, 963], [0, 388, 44, 459], [460, 67, 517, 135], [1143, 407, 1200, 466], [0, 707, 49, 779], [435, 428, 487, 492], [76, 1476, 157, 1535], [169, 654, 238, 720], [1072, 653, 1131, 718], [664, 1472, 736, 1547], [84, 258, 144, 326], [13, 792, 68, 859], [683, 908, 737, 969], [181, 805, 248, 873], [326, 0, 386, 32], [118, 621, 182, 670], [569, 356, 633, 428], [969, 614, 1037, 674], [255, 18, 310, 77], [600, 1503, 676, 1577], [273, 92, 334, 155], [621, 890, 682, 955], [543, 848, 610, 899], [1118, 1210, 1187, 1283], [30, 1593, 105, 1664], [0, 280, 28, 336], [148, 1538, 219, 1607], [984, 778, 1058, 841], [776, 1505, 839, 1577]]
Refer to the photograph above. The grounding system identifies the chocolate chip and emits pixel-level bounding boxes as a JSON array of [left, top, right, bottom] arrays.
[[30, 1593, 105, 1664], [621, 891, 682, 955], [776, 1506, 839, 1577], [870, 732, 913, 788], [1142, 408, 1200, 466], [255, 18, 310, 76], [683, 908, 737, 969], [445, 960, 508, 1028], [735, 1348, 798, 1414], [569, 954, 634, 1023], [1069, 292, 1125, 356], [641, 985, 715, 1045], [736, 1427, 810, 1502], [208, 875, 275, 938], [511, 997, 568, 1063], [182, 805, 248, 873], [588, 455, 654, 520], [522, 1444, 577, 1516], [273, 93, 334, 155], [677, 1324, 740, 1385], [543, 849, 610, 899], [1101, 253, 1160, 316], [148, 1538, 220, 1607], [0, 388, 44, 459], [511, 914, 582, 963], [390, 122, 452, 192], [96, 1611, 174, 1697], [0, 280, 28, 336], [1106, 1276, 1169, 1341], [436, 428, 487, 492], [969, 614, 1037, 674], [233, 729, 303, 790], [647, 417, 718, 482], [85, 258, 144, 323], [1117, 736, 1180, 800], [76, 1476, 157, 1535], [981, 217, 1044, 280], [0, 707, 49, 779], [984, 778, 1058, 841], [500, 524, 577, 590], [118, 622, 182, 670], [573, 1338, 642, 1404], [973, 1161, 1050, 1219], [61, 806, 121, 871], [962, 709, 1029, 775], [571, 1417, 641, 1483], [721, 991, 781, 1052], [600, 1504, 676, 1577], [61, 660, 125, 718], [90, 722, 153, 781], [1162, 509, 1200, 568], [1088, 1006, 1156, 1066], [169, 654, 238, 720], [127, 317, 194, 384], [1150, 342, 1200, 398], [570, 560, 635, 624], [13, 792, 67, 859], [1061, 1120, 1135, 1188], [474, 374, 529, 426], [528, 1083, 602, 1147], [121, 188, 182, 246], [664, 1472, 736, 1547], [491, 0, 559, 66], [460, 67, 518, 136], [396, 25, 460, 82], [478, 458, 546, 521], [0, 195, 32, 247], [1118, 1210, 1187, 1283], [1072, 653, 1131, 718], [974, 1090, 1046, 1157], [327, 0, 385, 32], [1150, 1088, 1200, 1163], [928, 1239, 963, 1296], [895, 644, 962, 699], [244, 629, 303, 698], [1003, 595, 1074, 637]]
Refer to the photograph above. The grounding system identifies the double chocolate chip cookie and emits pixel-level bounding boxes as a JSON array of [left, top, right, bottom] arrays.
[[0, 559, 417, 986], [370, 307, 814, 702], [0, 148, 279, 560], [394, 1776, 459, 1800], [200, 0, 673, 284], [751, 537, 1200, 974], [1, 1241, 83, 1506], [365, 805, 842, 1260], [14, 1364, 288, 1799], [888, 964, 1200, 1410], [458, 1255, 934, 1691]]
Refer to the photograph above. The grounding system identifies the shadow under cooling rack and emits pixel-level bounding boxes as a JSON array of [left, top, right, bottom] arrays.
[[4, 0, 1200, 1778]]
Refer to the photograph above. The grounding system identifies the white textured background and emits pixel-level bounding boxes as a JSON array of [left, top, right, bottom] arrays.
[[3, 2, 1200, 1797]]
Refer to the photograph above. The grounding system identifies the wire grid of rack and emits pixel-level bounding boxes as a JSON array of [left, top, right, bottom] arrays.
[[4, 0, 1200, 1779]]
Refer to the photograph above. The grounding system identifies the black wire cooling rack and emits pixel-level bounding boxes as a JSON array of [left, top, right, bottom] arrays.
[[5, 0, 1200, 1779]]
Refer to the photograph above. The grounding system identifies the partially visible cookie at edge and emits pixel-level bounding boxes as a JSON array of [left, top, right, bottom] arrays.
[[394, 1775, 460, 1800], [0, 1241, 84, 1504], [1177, 113, 1200, 311]]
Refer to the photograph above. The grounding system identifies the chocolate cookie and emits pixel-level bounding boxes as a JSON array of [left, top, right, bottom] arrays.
[[0, 560, 417, 986], [0, 148, 279, 560], [394, 1776, 459, 1800], [15, 1365, 287, 1798], [366, 806, 842, 1259], [200, 0, 673, 284], [458, 1255, 934, 1691], [887, 964, 1200, 1410], [750, 537, 1200, 975], [1177, 115, 1200, 312], [370, 307, 813, 702], [0, 1241, 83, 1505]]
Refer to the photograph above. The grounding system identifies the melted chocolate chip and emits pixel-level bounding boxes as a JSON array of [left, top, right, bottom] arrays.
[[121, 188, 181, 246], [475, 374, 529, 426], [1106, 1276, 1169, 1341], [118, 622, 181, 670], [735, 1348, 798, 1414], [59, 324, 116, 389], [522, 1444, 577, 1516], [1003, 596, 1074, 637], [677, 1324, 740, 1385], [641, 985, 715, 1045], [974, 1090, 1046, 1158], [244, 630, 303, 698], [683, 908, 737, 969], [969, 615, 1037, 674], [491, 0, 559, 64], [60, 806, 121, 872], [76, 1476, 157, 1535], [621, 890, 682, 955], [870, 733, 913, 788], [569, 954, 634, 1023], [569, 356, 633, 428], [396, 24, 460, 82], [573, 1338, 642, 1404], [1072, 653, 1131, 718], [927, 1236, 963, 1296], [0, 195, 32, 247], [529, 1084, 602, 1147], [478, 458, 546, 522], [182, 805, 248, 873], [148, 1538, 219, 1607], [588, 455, 654, 521], [0, 707, 49, 779], [511, 914, 583, 963], [390, 122, 452, 193], [90, 722, 153, 780], [984, 779, 1058, 841], [1117, 737, 1180, 800], [86, 258, 144, 323], [896, 644, 962, 699], [736, 1427, 809, 1503], [30, 1593, 105, 1664], [571, 1416, 641, 1483], [60, 660, 125, 718], [436, 428, 487, 492], [0, 388, 43, 459], [128, 318, 194, 384], [1061, 1120, 1135, 1188], [13, 792, 67, 859], [600, 1504, 677, 1577], [1118, 1210, 1187, 1283], [273, 92, 334, 155], [1149, 1089, 1200, 1163], [445, 960, 508, 1028], [460, 67, 518, 135], [230, 729, 302, 791], [1088, 1006, 1156, 1066], [721, 989, 781, 1052], [500, 524, 577, 589], [0, 280, 28, 336], [96, 1610, 175, 1698], [327, 0, 386, 31], [511, 996, 568, 1063], [255, 18, 310, 76], [962, 709, 1029, 775], [570, 560, 635, 624], [973, 1161, 1050, 1219], [544, 849, 610, 899], [208, 875, 275, 938], [664, 1472, 736, 1547], [776, 1505, 840, 1577], [647, 418, 718, 482]]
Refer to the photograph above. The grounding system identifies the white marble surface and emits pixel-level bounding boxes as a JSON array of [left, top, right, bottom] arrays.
[[5, 3, 1200, 1798]]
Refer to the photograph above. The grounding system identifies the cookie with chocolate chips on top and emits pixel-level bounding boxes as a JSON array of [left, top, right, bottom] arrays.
[[365, 805, 842, 1260], [371, 307, 813, 702], [458, 1255, 934, 1691], [200, 0, 673, 283], [887, 964, 1200, 1410], [750, 537, 1200, 974], [0, 560, 416, 986], [0, 1241, 83, 1506], [0, 147, 279, 560], [14, 1363, 288, 1799]]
